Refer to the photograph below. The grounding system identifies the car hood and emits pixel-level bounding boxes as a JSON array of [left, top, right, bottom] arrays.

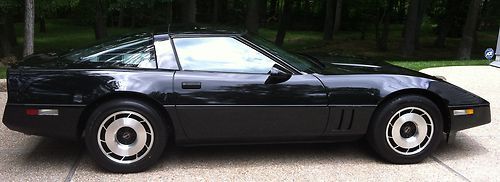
[[311, 56, 435, 79]]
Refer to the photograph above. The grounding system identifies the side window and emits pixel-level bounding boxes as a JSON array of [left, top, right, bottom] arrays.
[[154, 35, 179, 70], [173, 37, 276, 74], [79, 37, 156, 69]]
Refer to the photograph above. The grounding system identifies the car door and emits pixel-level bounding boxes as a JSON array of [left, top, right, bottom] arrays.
[[172, 36, 328, 142]]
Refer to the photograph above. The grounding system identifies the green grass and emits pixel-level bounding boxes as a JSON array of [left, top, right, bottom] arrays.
[[0, 67, 6, 79], [389, 60, 490, 71]]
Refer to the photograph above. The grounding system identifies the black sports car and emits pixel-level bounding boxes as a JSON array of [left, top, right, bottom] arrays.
[[3, 28, 491, 173]]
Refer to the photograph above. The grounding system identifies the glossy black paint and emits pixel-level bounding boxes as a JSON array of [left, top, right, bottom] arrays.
[[3, 31, 491, 144], [173, 71, 328, 142]]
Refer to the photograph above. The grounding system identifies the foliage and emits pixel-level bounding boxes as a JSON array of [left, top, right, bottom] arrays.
[[0, 0, 20, 14], [37, 0, 79, 16]]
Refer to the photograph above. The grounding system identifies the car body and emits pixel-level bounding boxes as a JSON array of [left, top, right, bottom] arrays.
[[2, 28, 491, 172]]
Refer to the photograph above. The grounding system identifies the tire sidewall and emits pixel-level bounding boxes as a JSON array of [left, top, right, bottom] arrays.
[[368, 95, 443, 163], [85, 99, 167, 173]]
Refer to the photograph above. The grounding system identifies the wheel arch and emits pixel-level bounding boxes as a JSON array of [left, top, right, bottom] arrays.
[[374, 88, 451, 133], [78, 91, 176, 140]]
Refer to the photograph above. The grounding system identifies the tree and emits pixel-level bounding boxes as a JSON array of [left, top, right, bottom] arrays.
[[246, 0, 261, 35], [376, 0, 395, 51], [275, 0, 292, 46], [434, 0, 456, 47], [94, 0, 108, 40], [212, 0, 219, 23], [333, 0, 343, 34], [402, 0, 428, 56], [181, 0, 196, 24], [323, 0, 335, 40], [458, 0, 482, 59], [269, 0, 278, 17], [23, 0, 35, 57], [0, 0, 19, 57], [37, 0, 79, 33]]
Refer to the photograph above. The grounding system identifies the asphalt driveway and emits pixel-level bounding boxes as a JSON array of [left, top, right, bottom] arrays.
[[0, 66, 498, 181]]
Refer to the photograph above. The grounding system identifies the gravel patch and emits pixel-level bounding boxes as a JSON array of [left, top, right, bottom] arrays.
[[0, 79, 6, 92]]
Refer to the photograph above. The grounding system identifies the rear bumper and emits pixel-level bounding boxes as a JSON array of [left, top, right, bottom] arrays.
[[448, 105, 491, 132], [2, 104, 85, 140]]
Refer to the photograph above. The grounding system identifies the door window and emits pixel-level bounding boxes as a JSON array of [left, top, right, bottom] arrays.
[[174, 37, 276, 74]]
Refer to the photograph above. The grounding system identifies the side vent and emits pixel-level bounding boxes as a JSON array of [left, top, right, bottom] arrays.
[[336, 109, 355, 130], [324, 106, 376, 135]]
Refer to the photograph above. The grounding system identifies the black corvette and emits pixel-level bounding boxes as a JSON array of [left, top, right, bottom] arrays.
[[3, 28, 491, 173]]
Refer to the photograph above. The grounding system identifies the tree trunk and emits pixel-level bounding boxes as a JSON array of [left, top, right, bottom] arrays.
[[260, 0, 268, 22], [181, 0, 197, 24], [323, 0, 335, 40], [39, 15, 46, 33], [212, 0, 219, 23], [402, 0, 420, 56], [0, 16, 12, 57], [275, 0, 292, 46], [5, 17, 17, 48], [246, 0, 261, 35], [333, 0, 343, 34], [458, 0, 482, 60], [434, 0, 454, 47], [23, 0, 35, 57], [414, 0, 430, 49], [377, 0, 394, 51], [269, 0, 278, 17], [94, 0, 108, 40], [118, 8, 125, 27]]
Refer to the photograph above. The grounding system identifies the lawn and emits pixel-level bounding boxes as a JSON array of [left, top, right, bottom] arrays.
[[390, 60, 489, 71], [0, 19, 494, 79]]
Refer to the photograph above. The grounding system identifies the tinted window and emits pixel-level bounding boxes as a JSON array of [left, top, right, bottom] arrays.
[[64, 34, 156, 69], [174, 37, 276, 74], [245, 35, 322, 73], [154, 35, 179, 70]]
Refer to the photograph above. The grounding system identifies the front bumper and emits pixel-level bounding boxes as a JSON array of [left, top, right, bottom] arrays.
[[448, 105, 491, 132]]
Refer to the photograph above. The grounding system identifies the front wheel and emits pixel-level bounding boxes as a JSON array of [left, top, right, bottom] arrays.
[[85, 99, 167, 173], [368, 95, 443, 164]]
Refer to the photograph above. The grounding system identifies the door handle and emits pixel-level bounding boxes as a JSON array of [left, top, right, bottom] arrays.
[[181, 82, 201, 89]]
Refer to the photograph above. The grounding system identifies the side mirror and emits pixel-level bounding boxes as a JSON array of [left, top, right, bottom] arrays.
[[265, 64, 292, 84]]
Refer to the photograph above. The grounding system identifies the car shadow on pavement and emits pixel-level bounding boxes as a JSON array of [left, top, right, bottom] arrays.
[[16, 135, 487, 174], [151, 140, 386, 170], [434, 134, 489, 161], [18, 138, 82, 166]]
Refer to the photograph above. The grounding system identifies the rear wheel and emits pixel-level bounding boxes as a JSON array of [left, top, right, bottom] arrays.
[[368, 95, 443, 163], [85, 99, 167, 173]]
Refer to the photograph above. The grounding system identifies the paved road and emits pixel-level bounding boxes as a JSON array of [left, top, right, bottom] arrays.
[[0, 66, 498, 181]]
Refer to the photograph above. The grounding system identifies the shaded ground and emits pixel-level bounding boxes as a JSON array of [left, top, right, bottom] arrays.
[[0, 66, 498, 181]]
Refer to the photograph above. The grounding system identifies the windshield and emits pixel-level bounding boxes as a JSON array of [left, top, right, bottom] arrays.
[[244, 35, 322, 73]]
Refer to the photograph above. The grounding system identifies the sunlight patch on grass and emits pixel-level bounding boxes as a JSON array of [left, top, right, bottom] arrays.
[[389, 60, 489, 71]]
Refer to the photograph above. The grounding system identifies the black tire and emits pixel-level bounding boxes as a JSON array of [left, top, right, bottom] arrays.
[[84, 99, 167, 173], [367, 95, 443, 164]]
